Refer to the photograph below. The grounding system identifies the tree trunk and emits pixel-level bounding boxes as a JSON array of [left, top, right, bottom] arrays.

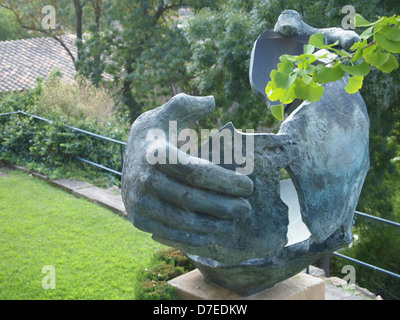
[[73, 0, 83, 61], [122, 58, 142, 121], [91, 0, 102, 32]]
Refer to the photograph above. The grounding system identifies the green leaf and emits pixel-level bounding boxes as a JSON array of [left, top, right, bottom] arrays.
[[360, 26, 375, 41], [375, 32, 400, 53], [376, 54, 399, 73], [277, 57, 294, 74], [279, 54, 296, 62], [303, 44, 315, 55], [353, 39, 368, 50], [302, 74, 313, 85], [271, 104, 285, 121], [363, 45, 390, 66], [345, 76, 364, 94], [352, 48, 364, 63], [315, 64, 345, 83], [331, 48, 352, 57], [379, 25, 400, 41], [355, 14, 373, 27], [266, 81, 283, 101], [281, 86, 296, 104], [266, 79, 296, 104], [294, 68, 309, 77], [374, 17, 390, 33], [295, 54, 316, 70], [321, 40, 339, 49], [293, 77, 324, 102], [271, 70, 297, 89], [309, 33, 325, 48], [340, 61, 370, 77]]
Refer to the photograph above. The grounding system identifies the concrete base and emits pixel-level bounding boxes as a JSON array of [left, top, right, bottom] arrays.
[[168, 269, 325, 300]]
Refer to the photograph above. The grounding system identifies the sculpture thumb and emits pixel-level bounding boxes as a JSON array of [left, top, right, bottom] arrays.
[[154, 93, 215, 132]]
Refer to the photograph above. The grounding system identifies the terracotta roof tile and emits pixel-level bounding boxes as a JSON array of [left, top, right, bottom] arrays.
[[0, 34, 75, 94], [0, 34, 114, 95], [0, 34, 79, 94]]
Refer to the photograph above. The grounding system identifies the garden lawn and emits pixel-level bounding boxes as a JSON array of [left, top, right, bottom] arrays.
[[0, 168, 165, 299]]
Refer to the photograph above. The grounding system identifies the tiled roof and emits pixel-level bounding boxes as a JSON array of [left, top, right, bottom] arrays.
[[0, 34, 78, 94]]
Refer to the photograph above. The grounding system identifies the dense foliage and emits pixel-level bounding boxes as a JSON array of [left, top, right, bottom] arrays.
[[75, 0, 222, 121], [134, 249, 195, 300], [0, 75, 128, 187]]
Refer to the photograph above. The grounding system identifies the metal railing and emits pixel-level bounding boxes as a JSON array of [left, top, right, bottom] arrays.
[[0, 110, 126, 176], [1, 110, 399, 284], [333, 211, 400, 281]]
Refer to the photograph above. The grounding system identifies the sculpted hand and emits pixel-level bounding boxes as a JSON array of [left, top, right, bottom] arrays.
[[121, 94, 254, 248], [274, 10, 360, 51]]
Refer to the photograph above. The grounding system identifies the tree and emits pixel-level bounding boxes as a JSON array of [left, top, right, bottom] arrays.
[[0, 6, 32, 40], [77, 0, 221, 121], [0, 0, 104, 66], [185, 0, 276, 131], [0, 0, 76, 63]]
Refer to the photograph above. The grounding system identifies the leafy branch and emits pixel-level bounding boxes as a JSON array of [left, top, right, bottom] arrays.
[[266, 14, 400, 121]]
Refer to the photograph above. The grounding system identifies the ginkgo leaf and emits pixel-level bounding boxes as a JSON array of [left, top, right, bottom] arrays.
[[304, 44, 315, 55], [355, 14, 373, 27], [271, 70, 297, 89], [352, 48, 364, 63], [363, 45, 390, 66], [271, 104, 285, 121], [360, 26, 375, 40], [315, 64, 345, 83], [294, 68, 309, 77], [277, 57, 294, 74], [345, 76, 364, 94], [280, 86, 296, 104], [350, 39, 367, 51], [379, 25, 400, 41], [265, 81, 282, 101], [293, 77, 324, 102], [340, 61, 370, 77], [375, 33, 400, 53], [309, 33, 325, 48], [376, 54, 399, 73]]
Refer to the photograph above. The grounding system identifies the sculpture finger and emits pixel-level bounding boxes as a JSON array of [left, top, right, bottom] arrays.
[[135, 194, 236, 234], [153, 144, 254, 197], [144, 171, 251, 220], [319, 28, 360, 51], [152, 93, 215, 132], [133, 215, 215, 247]]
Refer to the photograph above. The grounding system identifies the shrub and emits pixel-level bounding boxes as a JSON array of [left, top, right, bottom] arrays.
[[0, 73, 129, 187], [134, 249, 195, 300], [38, 72, 118, 124]]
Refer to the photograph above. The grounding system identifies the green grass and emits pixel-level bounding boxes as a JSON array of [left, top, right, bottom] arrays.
[[0, 168, 165, 299]]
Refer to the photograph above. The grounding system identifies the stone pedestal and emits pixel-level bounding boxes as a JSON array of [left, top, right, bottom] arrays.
[[168, 269, 325, 300]]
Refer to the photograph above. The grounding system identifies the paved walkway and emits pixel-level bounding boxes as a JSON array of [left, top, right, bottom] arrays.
[[51, 178, 128, 219], [12, 164, 128, 219], [10, 164, 382, 300]]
